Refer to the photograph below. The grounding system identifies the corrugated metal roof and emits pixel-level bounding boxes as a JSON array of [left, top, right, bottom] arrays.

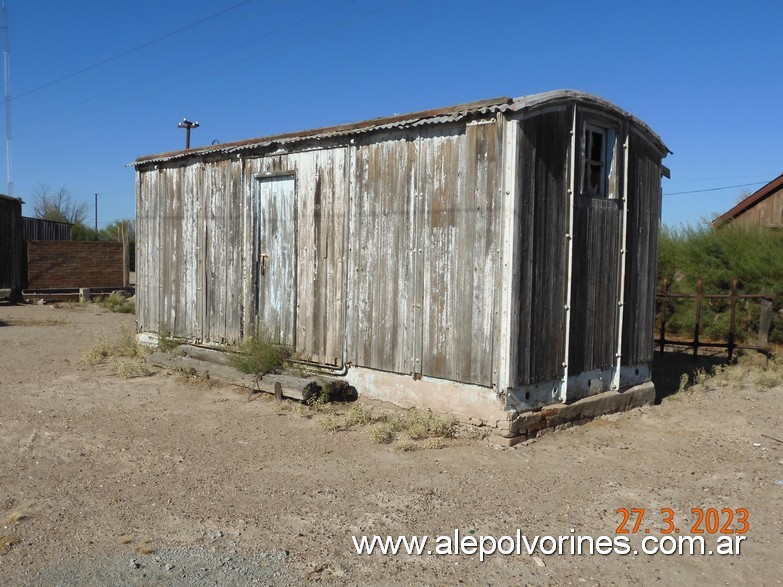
[[133, 90, 668, 167]]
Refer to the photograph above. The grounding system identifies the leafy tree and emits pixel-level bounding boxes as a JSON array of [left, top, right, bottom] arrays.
[[70, 223, 101, 241], [31, 184, 88, 224], [100, 219, 135, 242]]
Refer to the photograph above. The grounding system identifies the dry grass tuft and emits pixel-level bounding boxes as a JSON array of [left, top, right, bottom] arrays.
[[83, 327, 149, 366], [5, 510, 28, 525], [111, 359, 151, 379], [0, 534, 21, 554], [344, 404, 373, 427], [683, 351, 783, 392], [157, 327, 185, 354], [295, 398, 458, 449], [369, 409, 457, 446], [134, 541, 155, 555]]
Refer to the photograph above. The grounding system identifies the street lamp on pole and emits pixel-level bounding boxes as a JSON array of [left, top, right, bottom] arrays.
[[178, 118, 199, 149]]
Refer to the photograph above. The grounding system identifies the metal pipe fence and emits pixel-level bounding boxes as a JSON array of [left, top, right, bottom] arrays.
[[656, 277, 775, 359]]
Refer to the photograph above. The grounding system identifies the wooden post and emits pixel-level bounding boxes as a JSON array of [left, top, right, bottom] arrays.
[[727, 278, 738, 361], [693, 278, 703, 357], [121, 222, 130, 288], [758, 299, 773, 347], [659, 278, 669, 353]]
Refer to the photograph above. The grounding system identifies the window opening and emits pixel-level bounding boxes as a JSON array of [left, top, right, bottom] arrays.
[[583, 125, 608, 197]]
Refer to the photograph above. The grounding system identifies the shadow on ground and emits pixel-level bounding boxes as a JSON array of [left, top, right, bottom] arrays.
[[651, 350, 727, 403]]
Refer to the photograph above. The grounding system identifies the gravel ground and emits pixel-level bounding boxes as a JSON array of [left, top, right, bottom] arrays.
[[0, 302, 781, 585]]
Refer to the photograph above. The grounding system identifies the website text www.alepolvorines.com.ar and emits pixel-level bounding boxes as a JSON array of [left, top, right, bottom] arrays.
[[352, 529, 747, 562]]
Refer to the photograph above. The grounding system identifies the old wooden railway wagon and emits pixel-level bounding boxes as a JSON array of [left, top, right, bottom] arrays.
[[134, 90, 669, 431], [0, 193, 24, 301]]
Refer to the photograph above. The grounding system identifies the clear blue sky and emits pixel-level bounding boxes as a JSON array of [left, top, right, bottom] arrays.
[[4, 0, 782, 229]]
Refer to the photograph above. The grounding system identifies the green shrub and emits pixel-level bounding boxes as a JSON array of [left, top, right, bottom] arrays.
[[228, 329, 288, 375], [157, 328, 184, 354], [657, 224, 783, 343], [98, 292, 135, 314]]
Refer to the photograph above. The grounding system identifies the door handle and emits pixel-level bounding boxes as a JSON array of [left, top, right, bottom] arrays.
[[260, 253, 269, 276]]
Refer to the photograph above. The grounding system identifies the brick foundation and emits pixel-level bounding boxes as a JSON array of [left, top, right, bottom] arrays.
[[494, 382, 656, 446]]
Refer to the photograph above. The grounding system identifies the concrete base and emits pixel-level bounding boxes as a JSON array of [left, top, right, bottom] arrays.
[[344, 367, 655, 445], [495, 381, 656, 446], [343, 367, 508, 427]]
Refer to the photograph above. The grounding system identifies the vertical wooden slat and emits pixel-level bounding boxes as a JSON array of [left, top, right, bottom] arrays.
[[622, 134, 662, 364], [418, 120, 501, 386], [515, 108, 571, 386]]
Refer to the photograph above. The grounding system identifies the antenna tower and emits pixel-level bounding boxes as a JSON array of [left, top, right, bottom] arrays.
[[2, 0, 12, 197]]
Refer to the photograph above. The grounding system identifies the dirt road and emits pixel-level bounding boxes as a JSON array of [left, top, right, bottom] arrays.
[[1, 303, 781, 585]]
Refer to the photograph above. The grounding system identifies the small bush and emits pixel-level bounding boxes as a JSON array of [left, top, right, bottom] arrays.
[[157, 328, 184, 354], [682, 351, 782, 391], [228, 329, 288, 375], [369, 409, 457, 445], [344, 404, 373, 427], [657, 224, 783, 343], [84, 327, 148, 365], [370, 421, 400, 444], [98, 292, 135, 314], [111, 359, 151, 379]]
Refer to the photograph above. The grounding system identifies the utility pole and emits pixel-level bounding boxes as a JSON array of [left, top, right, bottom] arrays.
[[178, 118, 199, 149], [94, 193, 98, 233], [2, 0, 13, 197]]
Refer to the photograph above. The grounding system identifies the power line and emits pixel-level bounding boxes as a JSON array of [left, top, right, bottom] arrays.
[[141, 0, 407, 107], [13, 0, 252, 101], [666, 174, 771, 183], [16, 0, 393, 127], [663, 181, 768, 196], [17, 0, 361, 126]]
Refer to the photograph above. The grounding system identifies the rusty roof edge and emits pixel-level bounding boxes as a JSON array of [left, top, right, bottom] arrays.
[[132, 95, 513, 166], [503, 90, 670, 155], [712, 172, 783, 227], [132, 90, 668, 166]]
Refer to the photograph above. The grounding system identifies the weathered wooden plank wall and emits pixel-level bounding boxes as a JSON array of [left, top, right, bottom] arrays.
[[419, 121, 502, 385], [514, 108, 571, 386], [568, 196, 622, 377], [346, 129, 418, 374], [0, 195, 24, 292], [205, 158, 242, 343], [622, 133, 662, 364], [731, 186, 783, 227], [246, 148, 349, 364], [255, 175, 297, 345]]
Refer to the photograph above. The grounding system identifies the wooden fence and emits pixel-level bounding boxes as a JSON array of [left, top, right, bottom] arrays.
[[656, 277, 774, 359]]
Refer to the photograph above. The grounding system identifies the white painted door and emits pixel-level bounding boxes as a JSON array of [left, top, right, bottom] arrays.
[[256, 174, 297, 345]]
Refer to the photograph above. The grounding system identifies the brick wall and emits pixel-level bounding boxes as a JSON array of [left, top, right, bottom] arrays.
[[26, 241, 124, 289]]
